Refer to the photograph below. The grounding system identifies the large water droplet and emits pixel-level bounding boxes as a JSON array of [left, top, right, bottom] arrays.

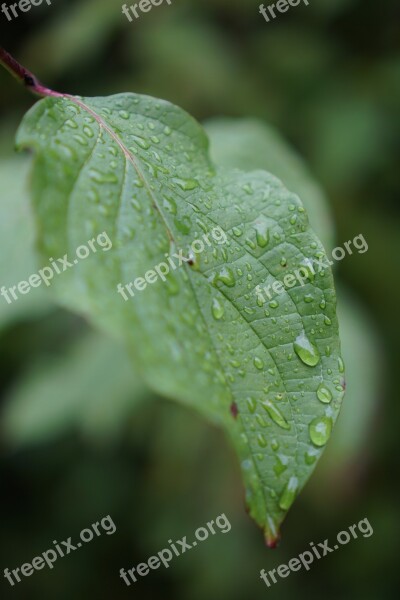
[[309, 416, 332, 446], [253, 218, 270, 248], [133, 135, 150, 150], [317, 383, 332, 404], [173, 177, 199, 191], [261, 401, 290, 430], [217, 267, 236, 287], [279, 476, 299, 510], [294, 332, 320, 366], [211, 297, 224, 320]]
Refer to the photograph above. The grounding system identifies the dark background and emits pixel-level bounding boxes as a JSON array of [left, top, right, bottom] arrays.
[[0, 0, 399, 598]]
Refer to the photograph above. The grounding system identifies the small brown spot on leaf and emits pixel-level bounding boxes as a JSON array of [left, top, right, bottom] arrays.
[[230, 402, 238, 419]]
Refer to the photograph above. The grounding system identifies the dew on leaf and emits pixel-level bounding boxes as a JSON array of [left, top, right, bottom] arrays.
[[261, 400, 290, 430], [257, 433, 268, 448], [316, 383, 332, 404], [246, 397, 257, 414], [253, 217, 270, 248], [279, 476, 299, 511], [211, 298, 224, 320], [173, 177, 199, 191], [294, 331, 320, 367], [163, 195, 177, 215], [309, 416, 332, 446], [253, 356, 264, 370]]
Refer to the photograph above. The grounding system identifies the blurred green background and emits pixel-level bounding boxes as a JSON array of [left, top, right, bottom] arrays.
[[0, 0, 399, 598]]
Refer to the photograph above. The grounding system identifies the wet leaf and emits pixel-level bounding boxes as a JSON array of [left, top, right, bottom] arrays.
[[16, 92, 344, 543]]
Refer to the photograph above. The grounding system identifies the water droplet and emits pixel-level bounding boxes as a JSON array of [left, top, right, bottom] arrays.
[[65, 119, 78, 129], [269, 300, 279, 309], [309, 416, 332, 447], [164, 126, 172, 136], [83, 125, 95, 138], [273, 454, 288, 475], [216, 267, 236, 287], [119, 110, 130, 119], [338, 357, 345, 373], [211, 297, 224, 320], [173, 177, 199, 191], [163, 195, 177, 215], [253, 218, 270, 248], [324, 316, 332, 326], [305, 447, 319, 465], [89, 169, 118, 184], [232, 227, 243, 237], [73, 134, 88, 146], [174, 216, 191, 234], [257, 433, 268, 448], [261, 401, 290, 429], [294, 332, 320, 367], [131, 198, 142, 211], [253, 356, 264, 370], [304, 294, 314, 303], [279, 476, 299, 510], [133, 135, 150, 150], [256, 414, 267, 427], [317, 384, 332, 404], [246, 397, 257, 414], [242, 183, 253, 195], [300, 258, 315, 282], [245, 238, 257, 250]]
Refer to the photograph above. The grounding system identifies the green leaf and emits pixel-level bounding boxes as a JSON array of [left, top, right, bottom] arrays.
[[0, 157, 53, 331], [205, 118, 335, 253], [16, 93, 345, 543], [317, 286, 381, 471], [2, 332, 148, 446]]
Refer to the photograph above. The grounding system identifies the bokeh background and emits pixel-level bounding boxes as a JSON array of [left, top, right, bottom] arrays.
[[0, 0, 399, 598]]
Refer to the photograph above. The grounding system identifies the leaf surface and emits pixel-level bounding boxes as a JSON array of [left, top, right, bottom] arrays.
[[16, 93, 345, 543], [0, 157, 53, 331]]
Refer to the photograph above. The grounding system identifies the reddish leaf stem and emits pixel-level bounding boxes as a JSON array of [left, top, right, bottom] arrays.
[[0, 47, 66, 99]]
